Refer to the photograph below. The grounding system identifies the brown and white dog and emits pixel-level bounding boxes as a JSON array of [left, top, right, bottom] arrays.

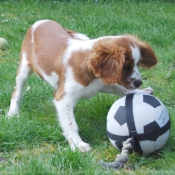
[[7, 20, 157, 152]]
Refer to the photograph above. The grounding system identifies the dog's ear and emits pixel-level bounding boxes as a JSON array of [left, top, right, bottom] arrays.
[[90, 40, 125, 85], [138, 43, 158, 68]]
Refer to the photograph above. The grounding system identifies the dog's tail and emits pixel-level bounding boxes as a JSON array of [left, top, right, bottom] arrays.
[[65, 29, 90, 41]]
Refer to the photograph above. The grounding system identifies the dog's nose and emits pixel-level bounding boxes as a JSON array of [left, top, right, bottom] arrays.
[[134, 80, 142, 88]]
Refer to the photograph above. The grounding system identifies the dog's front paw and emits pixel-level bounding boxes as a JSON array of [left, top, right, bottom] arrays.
[[70, 141, 91, 152], [78, 141, 91, 152], [142, 87, 154, 95]]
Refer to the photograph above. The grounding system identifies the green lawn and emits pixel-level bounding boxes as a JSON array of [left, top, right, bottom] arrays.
[[0, 0, 175, 174]]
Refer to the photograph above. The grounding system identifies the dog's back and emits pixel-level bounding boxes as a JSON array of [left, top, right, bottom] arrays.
[[21, 20, 72, 77]]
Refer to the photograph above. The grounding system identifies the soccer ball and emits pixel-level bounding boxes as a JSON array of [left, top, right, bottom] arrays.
[[107, 93, 170, 155]]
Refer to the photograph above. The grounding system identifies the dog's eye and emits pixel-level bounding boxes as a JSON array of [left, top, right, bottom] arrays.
[[123, 65, 131, 70]]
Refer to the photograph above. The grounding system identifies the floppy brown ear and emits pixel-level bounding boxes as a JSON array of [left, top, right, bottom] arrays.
[[90, 40, 125, 85], [139, 43, 158, 68]]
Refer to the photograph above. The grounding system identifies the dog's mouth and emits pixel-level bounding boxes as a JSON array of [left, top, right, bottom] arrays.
[[119, 79, 142, 90]]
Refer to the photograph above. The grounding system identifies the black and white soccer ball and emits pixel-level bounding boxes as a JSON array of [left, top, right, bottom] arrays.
[[107, 93, 170, 155]]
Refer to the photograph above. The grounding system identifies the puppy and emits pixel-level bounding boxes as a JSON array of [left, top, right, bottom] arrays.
[[7, 20, 157, 152]]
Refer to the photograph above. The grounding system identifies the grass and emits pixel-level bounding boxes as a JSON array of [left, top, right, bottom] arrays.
[[0, 0, 175, 174]]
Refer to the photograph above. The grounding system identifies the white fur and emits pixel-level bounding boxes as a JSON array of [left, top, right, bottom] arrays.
[[131, 45, 140, 64], [128, 45, 142, 88], [64, 67, 103, 99], [39, 69, 59, 90], [63, 39, 93, 65], [71, 33, 90, 40]]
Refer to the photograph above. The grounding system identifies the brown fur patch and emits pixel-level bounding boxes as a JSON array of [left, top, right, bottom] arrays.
[[54, 85, 65, 101], [138, 42, 158, 68], [68, 50, 96, 86], [32, 21, 69, 75]]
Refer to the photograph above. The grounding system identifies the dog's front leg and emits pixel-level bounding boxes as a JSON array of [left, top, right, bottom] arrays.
[[119, 86, 154, 95], [100, 85, 153, 96], [53, 97, 91, 152]]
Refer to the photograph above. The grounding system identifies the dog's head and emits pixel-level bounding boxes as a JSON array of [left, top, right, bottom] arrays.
[[90, 35, 158, 89]]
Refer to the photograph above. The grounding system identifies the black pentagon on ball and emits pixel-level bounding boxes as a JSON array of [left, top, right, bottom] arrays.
[[143, 95, 161, 108], [144, 121, 160, 133], [114, 106, 127, 125]]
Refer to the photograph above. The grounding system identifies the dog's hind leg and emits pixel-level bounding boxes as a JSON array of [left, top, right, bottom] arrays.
[[7, 52, 32, 117]]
